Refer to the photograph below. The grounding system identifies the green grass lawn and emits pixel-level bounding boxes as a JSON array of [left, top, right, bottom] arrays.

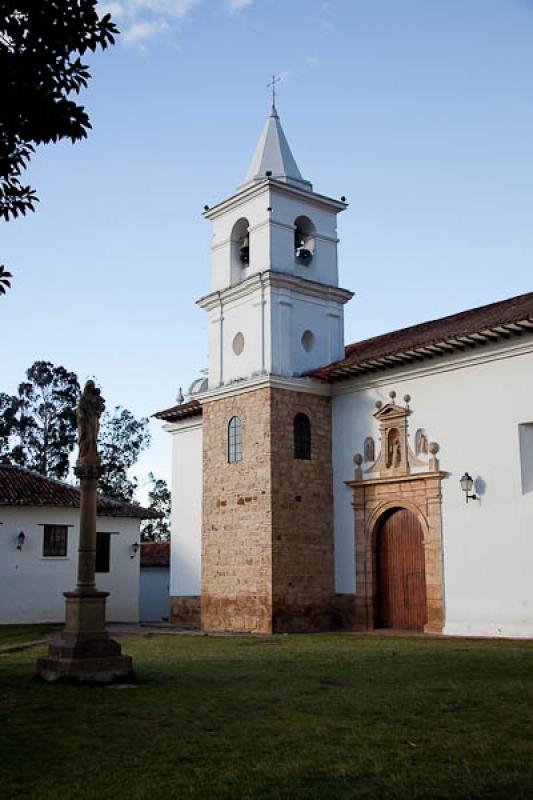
[[1, 633, 533, 800]]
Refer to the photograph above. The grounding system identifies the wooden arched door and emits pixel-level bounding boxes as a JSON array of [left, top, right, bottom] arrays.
[[376, 508, 427, 631]]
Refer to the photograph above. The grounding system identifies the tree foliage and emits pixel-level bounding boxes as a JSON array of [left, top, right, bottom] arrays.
[[0, 1, 118, 221], [1, 362, 151, 496], [141, 472, 171, 542], [1, 361, 80, 478], [98, 407, 151, 502], [0, 390, 18, 459], [0, 264, 12, 294]]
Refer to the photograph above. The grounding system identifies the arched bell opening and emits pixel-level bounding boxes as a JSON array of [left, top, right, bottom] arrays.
[[231, 217, 250, 284], [294, 215, 315, 265]]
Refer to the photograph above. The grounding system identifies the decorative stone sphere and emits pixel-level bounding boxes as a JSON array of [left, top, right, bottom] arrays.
[[403, 394, 411, 403], [354, 453, 363, 466], [375, 401, 383, 410], [389, 390, 396, 400], [429, 441, 440, 455]]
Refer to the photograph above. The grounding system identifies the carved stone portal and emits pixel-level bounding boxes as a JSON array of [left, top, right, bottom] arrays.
[[365, 392, 426, 477], [348, 392, 445, 635]]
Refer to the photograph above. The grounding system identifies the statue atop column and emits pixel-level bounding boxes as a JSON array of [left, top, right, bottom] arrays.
[[77, 380, 105, 466], [36, 379, 133, 684]]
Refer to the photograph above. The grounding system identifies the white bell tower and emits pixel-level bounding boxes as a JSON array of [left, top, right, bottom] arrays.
[[198, 104, 353, 388]]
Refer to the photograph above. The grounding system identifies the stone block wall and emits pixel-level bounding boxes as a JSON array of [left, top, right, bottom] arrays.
[[270, 389, 336, 632], [201, 386, 342, 634], [201, 389, 274, 633], [170, 596, 201, 628]]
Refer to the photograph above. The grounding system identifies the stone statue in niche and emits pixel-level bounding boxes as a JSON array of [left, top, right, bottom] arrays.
[[393, 437, 401, 467], [387, 428, 402, 468], [356, 393, 437, 479], [364, 437, 375, 463], [415, 428, 429, 456]]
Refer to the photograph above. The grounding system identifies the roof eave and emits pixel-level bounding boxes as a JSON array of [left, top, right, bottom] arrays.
[[311, 315, 533, 383]]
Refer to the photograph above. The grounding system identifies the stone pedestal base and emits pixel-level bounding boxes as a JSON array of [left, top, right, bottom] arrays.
[[35, 590, 133, 685], [36, 653, 133, 684]]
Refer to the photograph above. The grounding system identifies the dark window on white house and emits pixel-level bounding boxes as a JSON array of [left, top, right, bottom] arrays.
[[294, 413, 311, 460], [43, 525, 68, 557], [228, 416, 243, 463], [96, 532, 111, 573]]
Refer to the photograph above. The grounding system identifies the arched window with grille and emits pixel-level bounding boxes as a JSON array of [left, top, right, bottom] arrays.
[[294, 413, 311, 460], [228, 416, 243, 463]]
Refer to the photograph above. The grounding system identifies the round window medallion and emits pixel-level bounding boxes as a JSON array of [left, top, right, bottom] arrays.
[[301, 330, 315, 353], [232, 332, 245, 356]]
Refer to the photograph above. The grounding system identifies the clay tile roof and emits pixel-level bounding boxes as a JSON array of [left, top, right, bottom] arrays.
[[140, 541, 170, 567], [310, 291, 533, 382], [153, 398, 202, 423], [0, 464, 159, 519]]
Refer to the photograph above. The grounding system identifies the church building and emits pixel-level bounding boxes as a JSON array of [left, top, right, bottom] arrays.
[[155, 104, 533, 639]]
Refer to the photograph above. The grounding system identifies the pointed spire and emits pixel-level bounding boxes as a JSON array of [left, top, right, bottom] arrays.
[[239, 105, 312, 192]]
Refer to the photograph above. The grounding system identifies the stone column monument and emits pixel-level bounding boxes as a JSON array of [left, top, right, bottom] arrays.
[[36, 381, 133, 684]]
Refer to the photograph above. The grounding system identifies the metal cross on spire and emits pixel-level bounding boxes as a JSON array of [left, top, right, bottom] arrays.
[[267, 74, 281, 106]]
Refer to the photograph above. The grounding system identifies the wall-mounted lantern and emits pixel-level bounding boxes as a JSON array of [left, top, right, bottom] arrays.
[[16, 531, 26, 550], [460, 473, 477, 504], [130, 541, 140, 559]]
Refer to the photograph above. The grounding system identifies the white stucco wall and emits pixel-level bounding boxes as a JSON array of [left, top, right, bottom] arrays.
[[201, 275, 349, 388], [332, 339, 533, 638], [207, 183, 343, 292], [140, 566, 170, 622], [169, 419, 203, 597], [201, 176, 349, 390], [0, 507, 140, 624], [267, 188, 341, 285]]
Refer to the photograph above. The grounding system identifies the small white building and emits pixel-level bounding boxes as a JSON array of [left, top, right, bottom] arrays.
[[0, 464, 157, 624]]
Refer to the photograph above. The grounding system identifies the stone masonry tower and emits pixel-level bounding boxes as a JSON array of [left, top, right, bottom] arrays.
[[199, 104, 353, 633]]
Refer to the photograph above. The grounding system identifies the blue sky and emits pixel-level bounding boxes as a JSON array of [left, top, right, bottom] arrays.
[[2, 0, 533, 492]]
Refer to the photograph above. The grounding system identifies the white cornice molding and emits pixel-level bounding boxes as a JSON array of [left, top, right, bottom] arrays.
[[265, 272, 353, 303], [196, 270, 353, 311], [163, 419, 203, 434], [203, 178, 347, 220], [331, 336, 533, 397], [268, 179, 348, 212], [195, 373, 332, 404], [203, 181, 269, 220]]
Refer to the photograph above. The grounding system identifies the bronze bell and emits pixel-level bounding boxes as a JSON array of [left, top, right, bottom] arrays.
[[296, 247, 312, 262], [239, 235, 250, 264], [294, 227, 313, 262]]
